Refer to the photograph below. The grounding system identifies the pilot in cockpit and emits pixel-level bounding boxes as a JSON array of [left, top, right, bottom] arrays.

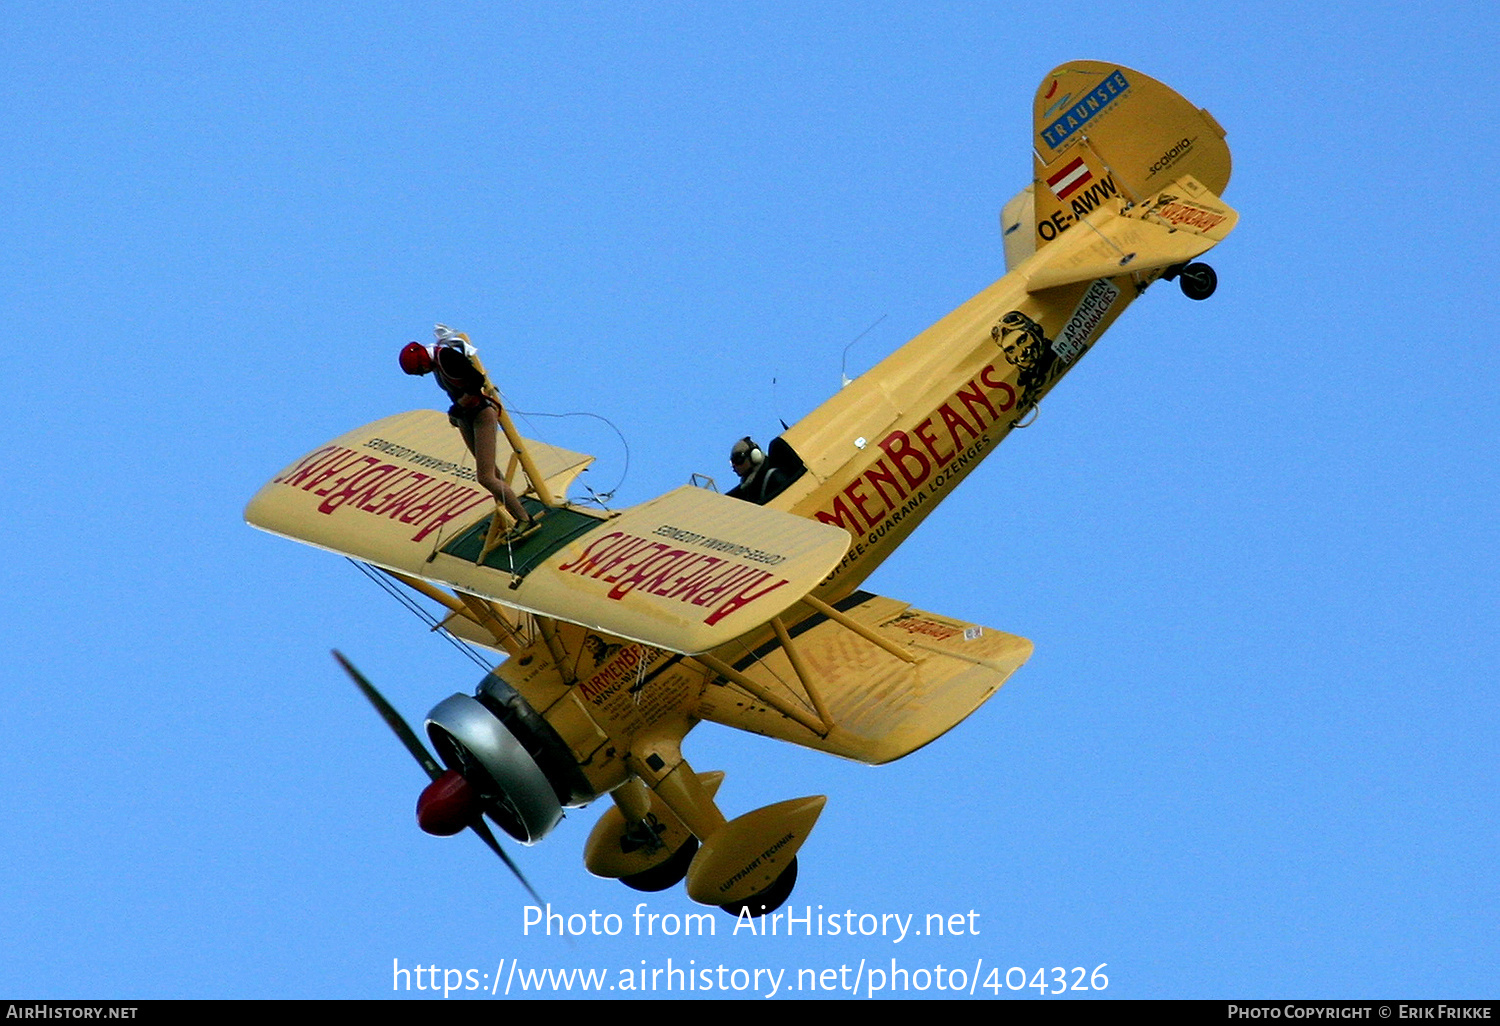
[[726, 437, 788, 506]]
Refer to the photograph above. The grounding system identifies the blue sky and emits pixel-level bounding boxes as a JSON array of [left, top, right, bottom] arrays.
[[3, 1, 1497, 1000]]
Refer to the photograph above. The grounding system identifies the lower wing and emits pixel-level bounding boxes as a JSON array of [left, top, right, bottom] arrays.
[[697, 590, 1032, 764]]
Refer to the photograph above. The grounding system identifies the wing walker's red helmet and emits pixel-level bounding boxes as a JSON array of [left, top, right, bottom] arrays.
[[399, 342, 433, 375]]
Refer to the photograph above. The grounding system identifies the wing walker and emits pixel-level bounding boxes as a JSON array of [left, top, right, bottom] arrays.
[[246, 62, 1237, 916]]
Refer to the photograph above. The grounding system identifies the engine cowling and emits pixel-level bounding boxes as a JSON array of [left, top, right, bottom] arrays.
[[423, 673, 595, 844]]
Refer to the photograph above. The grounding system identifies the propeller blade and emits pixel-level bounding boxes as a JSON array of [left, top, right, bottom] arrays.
[[332, 650, 545, 903], [468, 816, 544, 904], [332, 649, 443, 781]]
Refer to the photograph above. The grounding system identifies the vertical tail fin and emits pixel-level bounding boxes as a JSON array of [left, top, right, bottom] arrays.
[[1028, 61, 1231, 254]]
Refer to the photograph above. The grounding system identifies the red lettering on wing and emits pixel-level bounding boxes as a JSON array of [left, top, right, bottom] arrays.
[[273, 445, 342, 487], [556, 532, 793, 627], [704, 574, 790, 626], [556, 532, 628, 576], [273, 444, 488, 542]]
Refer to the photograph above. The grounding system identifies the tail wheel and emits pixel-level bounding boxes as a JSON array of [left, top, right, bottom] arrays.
[[719, 857, 798, 918], [620, 837, 699, 893], [1179, 262, 1217, 300]]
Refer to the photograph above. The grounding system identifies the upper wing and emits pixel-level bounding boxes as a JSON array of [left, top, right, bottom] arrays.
[[696, 590, 1032, 764], [246, 413, 851, 653], [245, 409, 593, 558], [451, 484, 849, 653]]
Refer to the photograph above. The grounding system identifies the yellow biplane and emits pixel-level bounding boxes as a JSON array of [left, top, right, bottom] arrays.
[[246, 61, 1235, 916]]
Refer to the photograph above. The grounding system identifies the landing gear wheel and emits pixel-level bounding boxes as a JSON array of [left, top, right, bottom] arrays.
[[1178, 262, 1217, 300], [620, 837, 699, 893], [719, 857, 798, 918]]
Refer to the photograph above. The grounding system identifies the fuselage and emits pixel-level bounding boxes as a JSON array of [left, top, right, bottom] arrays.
[[770, 259, 1141, 599]]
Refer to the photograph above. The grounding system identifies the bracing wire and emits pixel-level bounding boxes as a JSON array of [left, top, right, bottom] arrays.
[[346, 559, 494, 673]]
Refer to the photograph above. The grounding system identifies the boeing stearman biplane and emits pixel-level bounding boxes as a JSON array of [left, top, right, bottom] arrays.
[[246, 61, 1236, 916]]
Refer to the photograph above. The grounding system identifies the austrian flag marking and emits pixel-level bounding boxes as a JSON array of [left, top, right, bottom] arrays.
[[1047, 156, 1094, 200]]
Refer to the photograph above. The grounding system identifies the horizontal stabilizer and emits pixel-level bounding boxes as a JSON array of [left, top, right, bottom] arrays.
[[1024, 174, 1237, 292]]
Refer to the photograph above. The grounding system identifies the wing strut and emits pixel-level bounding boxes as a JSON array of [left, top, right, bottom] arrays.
[[803, 595, 918, 663], [495, 405, 560, 507], [696, 653, 828, 738], [770, 616, 835, 728], [380, 568, 527, 655], [454, 590, 528, 654], [536, 617, 576, 686], [697, 597, 937, 739], [394, 564, 571, 683]]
